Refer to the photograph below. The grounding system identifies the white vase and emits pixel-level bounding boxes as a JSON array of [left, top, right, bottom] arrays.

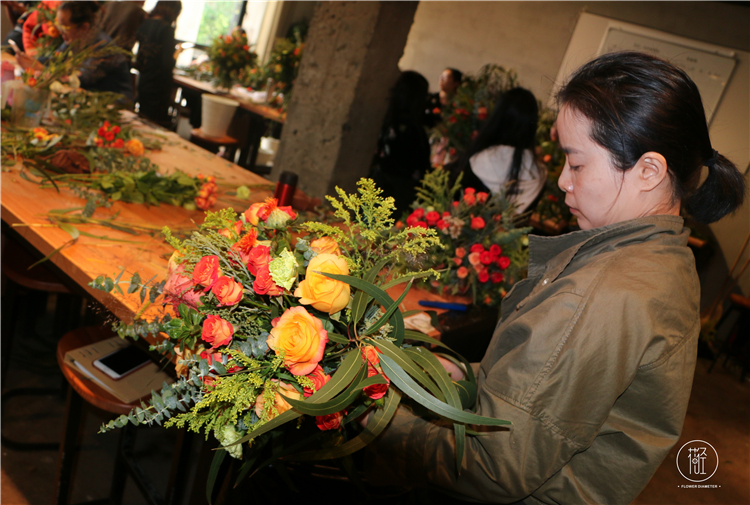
[[201, 94, 239, 137]]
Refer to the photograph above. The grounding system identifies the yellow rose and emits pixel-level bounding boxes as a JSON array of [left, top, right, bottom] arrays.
[[294, 254, 350, 314], [267, 306, 328, 375], [254, 380, 301, 420], [309, 237, 341, 256]]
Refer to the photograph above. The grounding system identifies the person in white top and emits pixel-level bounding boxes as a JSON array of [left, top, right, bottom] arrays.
[[453, 87, 546, 213]]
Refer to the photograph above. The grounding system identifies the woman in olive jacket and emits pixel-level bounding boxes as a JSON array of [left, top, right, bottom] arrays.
[[368, 52, 746, 505]]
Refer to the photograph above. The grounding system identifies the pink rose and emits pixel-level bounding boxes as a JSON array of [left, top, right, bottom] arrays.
[[468, 252, 482, 267]]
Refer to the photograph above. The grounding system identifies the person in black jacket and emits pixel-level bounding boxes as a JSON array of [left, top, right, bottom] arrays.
[[369, 71, 432, 217], [134, 1, 181, 126]]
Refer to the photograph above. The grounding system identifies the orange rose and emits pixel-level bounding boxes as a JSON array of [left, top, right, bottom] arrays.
[[315, 411, 343, 431], [303, 365, 331, 397], [267, 306, 328, 375], [125, 138, 144, 157], [294, 254, 350, 314], [253, 264, 283, 296], [254, 380, 301, 420], [192, 255, 222, 291], [309, 237, 341, 256], [201, 315, 234, 348], [243, 202, 264, 225], [211, 276, 244, 306], [457, 266, 469, 279], [246, 245, 270, 276]]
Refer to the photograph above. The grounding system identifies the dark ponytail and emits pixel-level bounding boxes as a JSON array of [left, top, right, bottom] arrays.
[[686, 153, 746, 223], [557, 51, 745, 224]]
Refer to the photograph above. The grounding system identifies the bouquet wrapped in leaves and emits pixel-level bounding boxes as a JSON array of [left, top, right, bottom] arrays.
[[91, 180, 510, 493], [400, 169, 531, 306], [207, 31, 258, 90]]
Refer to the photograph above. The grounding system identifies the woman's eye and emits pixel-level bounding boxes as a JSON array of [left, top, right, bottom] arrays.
[[569, 164, 581, 171]]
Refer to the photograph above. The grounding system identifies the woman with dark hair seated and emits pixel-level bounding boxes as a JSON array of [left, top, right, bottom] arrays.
[[367, 51, 746, 505], [135, 1, 182, 126], [16, 1, 134, 102], [369, 70, 432, 217], [451, 87, 546, 213]]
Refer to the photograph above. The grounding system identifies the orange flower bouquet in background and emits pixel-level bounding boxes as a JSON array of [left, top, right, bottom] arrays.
[[91, 179, 509, 493]]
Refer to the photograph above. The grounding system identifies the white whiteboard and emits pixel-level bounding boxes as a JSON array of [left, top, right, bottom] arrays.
[[599, 28, 737, 123]]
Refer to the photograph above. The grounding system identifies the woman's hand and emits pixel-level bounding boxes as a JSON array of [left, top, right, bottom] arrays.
[[15, 51, 43, 71], [436, 355, 465, 381]]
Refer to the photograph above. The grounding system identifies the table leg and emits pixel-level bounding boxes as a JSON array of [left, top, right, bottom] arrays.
[[55, 387, 85, 505]]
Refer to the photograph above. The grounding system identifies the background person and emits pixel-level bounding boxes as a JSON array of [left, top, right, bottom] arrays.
[[369, 70, 432, 217], [367, 51, 746, 505], [134, 0, 181, 126], [17, 1, 134, 101], [450, 87, 546, 213]]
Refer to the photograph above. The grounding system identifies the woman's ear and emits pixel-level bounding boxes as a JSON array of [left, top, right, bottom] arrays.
[[634, 151, 669, 192]]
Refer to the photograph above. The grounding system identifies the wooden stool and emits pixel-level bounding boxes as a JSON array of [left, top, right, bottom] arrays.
[[708, 294, 750, 381], [55, 326, 193, 505], [1, 238, 83, 451], [189, 128, 238, 162]]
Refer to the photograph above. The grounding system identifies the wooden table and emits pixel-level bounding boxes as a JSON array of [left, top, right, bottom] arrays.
[[172, 73, 285, 171], [1, 113, 275, 324]]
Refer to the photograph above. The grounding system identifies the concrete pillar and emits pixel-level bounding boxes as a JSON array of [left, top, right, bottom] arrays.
[[271, 1, 419, 199]]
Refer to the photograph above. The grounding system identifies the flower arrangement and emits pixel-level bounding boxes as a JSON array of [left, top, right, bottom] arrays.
[[402, 169, 531, 306], [245, 26, 305, 110], [207, 31, 258, 90], [430, 64, 519, 167], [23, 2, 63, 59], [90, 180, 509, 492]]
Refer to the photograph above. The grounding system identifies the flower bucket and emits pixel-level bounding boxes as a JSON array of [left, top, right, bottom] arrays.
[[201, 94, 239, 137], [10, 85, 50, 128]]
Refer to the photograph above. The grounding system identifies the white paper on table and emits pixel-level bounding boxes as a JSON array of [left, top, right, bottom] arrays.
[[404, 313, 437, 334]]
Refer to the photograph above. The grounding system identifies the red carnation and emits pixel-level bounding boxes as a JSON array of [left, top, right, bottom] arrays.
[[471, 217, 486, 230], [470, 244, 484, 254], [478, 271, 490, 283]]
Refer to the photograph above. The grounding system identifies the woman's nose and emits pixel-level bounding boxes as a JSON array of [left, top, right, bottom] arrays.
[[558, 162, 571, 193]]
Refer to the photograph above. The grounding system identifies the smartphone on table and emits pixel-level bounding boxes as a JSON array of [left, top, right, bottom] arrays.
[[93, 345, 152, 380]]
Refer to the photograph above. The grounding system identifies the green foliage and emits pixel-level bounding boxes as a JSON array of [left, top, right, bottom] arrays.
[[302, 179, 442, 278], [415, 168, 464, 214]]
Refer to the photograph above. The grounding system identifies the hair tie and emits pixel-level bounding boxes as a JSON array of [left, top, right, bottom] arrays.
[[706, 149, 719, 168]]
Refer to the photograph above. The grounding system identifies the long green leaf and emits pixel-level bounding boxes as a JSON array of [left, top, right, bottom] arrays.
[[351, 257, 390, 325], [363, 279, 412, 336], [379, 270, 441, 290], [322, 273, 405, 346], [286, 388, 401, 461], [281, 371, 386, 417], [379, 354, 510, 426], [403, 330, 476, 385], [404, 347, 466, 473], [230, 349, 363, 447], [27, 238, 76, 270], [367, 338, 444, 401], [327, 332, 349, 345], [206, 449, 226, 504]]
